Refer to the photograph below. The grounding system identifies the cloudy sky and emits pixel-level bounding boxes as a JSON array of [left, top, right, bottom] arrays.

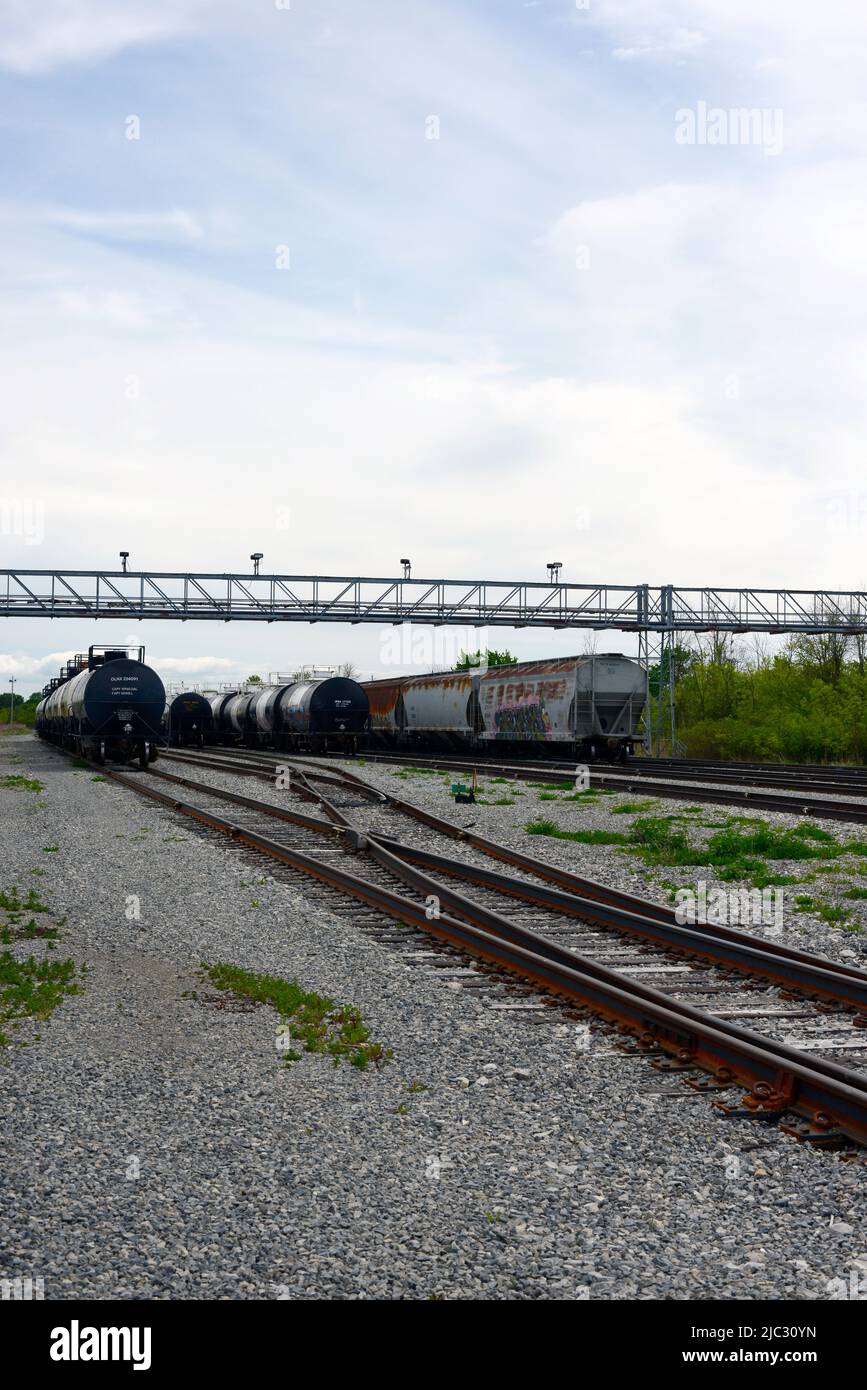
[[2, 0, 866, 689]]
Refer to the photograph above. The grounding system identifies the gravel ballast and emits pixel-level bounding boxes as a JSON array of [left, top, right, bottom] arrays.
[[2, 735, 866, 1301]]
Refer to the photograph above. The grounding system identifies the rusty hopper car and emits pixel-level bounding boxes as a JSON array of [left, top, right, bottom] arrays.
[[36, 646, 165, 768], [399, 670, 478, 749], [361, 654, 645, 760], [364, 677, 408, 741], [478, 655, 645, 759]]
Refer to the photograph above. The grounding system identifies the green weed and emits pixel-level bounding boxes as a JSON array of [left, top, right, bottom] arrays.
[[0, 775, 44, 793], [200, 962, 391, 1071], [0, 952, 81, 1044], [524, 812, 867, 888]]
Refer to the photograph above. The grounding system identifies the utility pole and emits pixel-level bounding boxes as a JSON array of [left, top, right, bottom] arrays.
[[8, 677, 15, 724]]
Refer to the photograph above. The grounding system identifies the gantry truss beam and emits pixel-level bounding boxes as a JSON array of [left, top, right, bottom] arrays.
[[0, 570, 650, 628], [1, 571, 866, 633]]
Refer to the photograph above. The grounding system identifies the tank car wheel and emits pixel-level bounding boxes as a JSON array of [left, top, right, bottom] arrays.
[[138, 744, 149, 770]]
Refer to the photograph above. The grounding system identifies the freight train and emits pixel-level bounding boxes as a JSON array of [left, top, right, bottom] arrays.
[[362, 654, 646, 761], [36, 647, 165, 768], [208, 676, 369, 753]]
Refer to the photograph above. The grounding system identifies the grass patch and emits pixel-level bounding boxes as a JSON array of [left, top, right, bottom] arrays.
[[200, 962, 391, 1071], [844, 887, 867, 900], [0, 887, 49, 920], [610, 799, 661, 814], [523, 812, 867, 888], [0, 952, 81, 1046], [0, 774, 44, 793], [0, 921, 59, 945], [817, 904, 852, 924], [526, 819, 629, 846], [528, 780, 613, 798], [625, 817, 854, 886], [0, 888, 61, 948], [794, 895, 856, 927]]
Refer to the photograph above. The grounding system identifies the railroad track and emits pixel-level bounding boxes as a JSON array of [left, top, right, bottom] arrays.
[[68, 740, 862, 1151], [220, 746, 867, 825], [638, 755, 867, 785], [597, 762, 867, 798]]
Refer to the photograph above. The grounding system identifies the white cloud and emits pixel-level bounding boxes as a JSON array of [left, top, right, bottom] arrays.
[[0, 649, 236, 683], [590, 0, 865, 57], [2, 0, 866, 681], [56, 289, 175, 328], [49, 209, 204, 243], [0, 0, 216, 74], [539, 168, 867, 421], [0, 651, 77, 678], [613, 29, 706, 62], [154, 656, 236, 674]]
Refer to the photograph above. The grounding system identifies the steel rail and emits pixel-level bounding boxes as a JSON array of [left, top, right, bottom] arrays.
[[356, 834, 867, 1098], [40, 741, 867, 1145], [72, 754, 867, 1145], [301, 749, 867, 825], [586, 763, 867, 798], [270, 756, 867, 984], [281, 767, 867, 1017], [601, 765, 867, 796], [156, 747, 867, 990], [638, 756, 867, 780], [368, 834, 867, 1012], [149, 763, 867, 1077], [163, 744, 867, 802]]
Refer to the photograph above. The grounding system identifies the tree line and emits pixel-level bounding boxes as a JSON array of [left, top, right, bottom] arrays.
[[652, 630, 867, 763]]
